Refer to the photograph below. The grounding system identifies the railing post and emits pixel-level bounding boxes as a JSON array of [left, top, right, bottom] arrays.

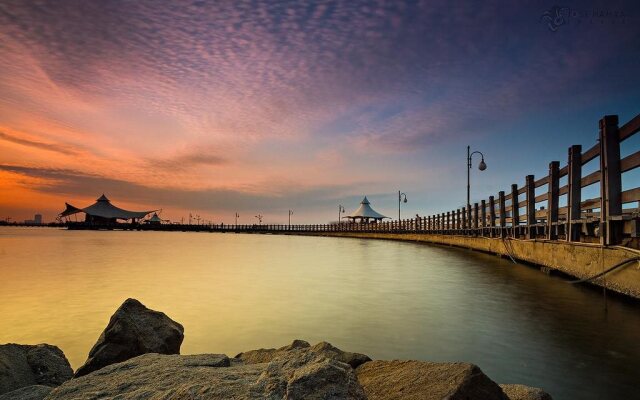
[[454, 209, 459, 231], [489, 196, 496, 237], [473, 202, 479, 232], [480, 199, 487, 232], [526, 175, 536, 239], [568, 145, 582, 242], [548, 161, 560, 240], [599, 115, 623, 245], [511, 184, 519, 237], [445, 211, 450, 233]]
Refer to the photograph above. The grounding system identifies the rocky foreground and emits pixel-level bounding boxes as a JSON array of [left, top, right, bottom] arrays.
[[0, 299, 552, 400]]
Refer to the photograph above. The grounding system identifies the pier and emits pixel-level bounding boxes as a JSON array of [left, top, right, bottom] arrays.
[[67, 113, 640, 299]]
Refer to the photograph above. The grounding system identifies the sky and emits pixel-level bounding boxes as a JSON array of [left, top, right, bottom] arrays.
[[1, 0, 639, 224]]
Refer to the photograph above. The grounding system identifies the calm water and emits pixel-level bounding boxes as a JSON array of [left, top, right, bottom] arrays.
[[1, 228, 639, 399]]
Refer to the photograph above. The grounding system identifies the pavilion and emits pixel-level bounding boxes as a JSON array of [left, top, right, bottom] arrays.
[[59, 194, 156, 224], [344, 196, 389, 223], [145, 212, 163, 225]]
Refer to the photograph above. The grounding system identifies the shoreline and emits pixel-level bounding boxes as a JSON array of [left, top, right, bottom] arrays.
[[0, 298, 552, 400]]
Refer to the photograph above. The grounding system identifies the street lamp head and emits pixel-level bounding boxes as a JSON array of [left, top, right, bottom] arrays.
[[478, 159, 487, 171], [403, 197, 408, 203]]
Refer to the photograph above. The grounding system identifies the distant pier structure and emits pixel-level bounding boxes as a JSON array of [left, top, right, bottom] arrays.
[[343, 197, 389, 223], [59, 194, 156, 225]]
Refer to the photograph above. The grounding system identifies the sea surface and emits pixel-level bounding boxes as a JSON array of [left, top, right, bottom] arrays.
[[1, 227, 639, 399]]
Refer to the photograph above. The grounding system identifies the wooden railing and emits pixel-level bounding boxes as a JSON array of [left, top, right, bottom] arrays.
[[242, 113, 639, 246]]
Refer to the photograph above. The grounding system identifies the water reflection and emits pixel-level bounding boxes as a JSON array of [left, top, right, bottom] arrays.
[[0, 228, 639, 400]]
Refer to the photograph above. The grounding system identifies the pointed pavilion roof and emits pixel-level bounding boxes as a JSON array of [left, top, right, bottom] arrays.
[[59, 194, 155, 220], [148, 213, 162, 223], [345, 196, 388, 219]]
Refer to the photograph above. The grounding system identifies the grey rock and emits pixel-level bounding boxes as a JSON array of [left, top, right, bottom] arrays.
[[0, 385, 52, 400], [311, 341, 371, 369], [0, 344, 72, 395], [48, 346, 366, 399], [250, 346, 366, 399], [356, 360, 509, 400], [74, 298, 184, 377], [235, 339, 310, 364], [286, 357, 366, 399], [237, 339, 371, 369], [500, 384, 553, 400]]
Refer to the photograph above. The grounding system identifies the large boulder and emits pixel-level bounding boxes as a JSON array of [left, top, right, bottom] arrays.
[[356, 360, 508, 400], [0, 344, 72, 395], [0, 385, 52, 400], [500, 384, 553, 400], [250, 346, 366, 399], [48, 349, 366, 399], [74, 298, 184, 377]]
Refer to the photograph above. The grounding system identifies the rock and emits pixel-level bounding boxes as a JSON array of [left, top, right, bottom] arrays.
[[48, 353, 244, 400], [74, 298, 184, 377], [235, 339, 310, 364], [500, 384, 553, 400], [0, 344, 72, 395], [0, 385, 52, 400], [48, 347, 366, 399], [311, 341, 371, 369], [250, 346, 366, 399], [236, 339, 371, 369], [286, 358, 366, 400], [356, 360, 508, 400]]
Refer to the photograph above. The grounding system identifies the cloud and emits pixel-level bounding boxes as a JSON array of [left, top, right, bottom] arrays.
[[146, 150, 228, 170], [0, 163, 361, 217], [0, 130, 81, 156]]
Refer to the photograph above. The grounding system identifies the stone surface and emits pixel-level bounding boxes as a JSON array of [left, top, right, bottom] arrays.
[[235, 339, 310, 364], [356, 360, 508, 400], [250, 346, 366, 399], [74, 298, 184, 377], [48, 346, 366, 399], [0, 344, 72, 395], [0, 385, 52, 400], [237, 339, 371, 369], [500, 384, 553, 400], [311, 341, 371, 369]]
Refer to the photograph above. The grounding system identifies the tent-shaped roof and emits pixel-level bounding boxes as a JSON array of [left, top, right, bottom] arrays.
[[345, 196, 388, 220], [59, 203, 83, 218], [147, 213, 162, 223], [59, 194, 155, 220]]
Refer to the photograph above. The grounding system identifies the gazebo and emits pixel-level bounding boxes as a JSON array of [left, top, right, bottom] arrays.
[[59, 194, 156, 224], [145, 212, 163, 225], [344, 196, 389, 223]]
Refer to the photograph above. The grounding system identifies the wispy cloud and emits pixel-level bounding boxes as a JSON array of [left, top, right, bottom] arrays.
[[0, 130, 82, 155]]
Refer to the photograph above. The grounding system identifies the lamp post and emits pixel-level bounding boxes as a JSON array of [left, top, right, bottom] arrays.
[[288, 210, 293, 229], [255, 214, 263, 225], [235, 212, 239, 227], [338, 205, 345, 224], [398, 191, 407, 221], [467, 146, 487, 207]]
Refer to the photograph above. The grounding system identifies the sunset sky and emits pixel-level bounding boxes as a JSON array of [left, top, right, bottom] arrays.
[[1, 1, 639, 223]]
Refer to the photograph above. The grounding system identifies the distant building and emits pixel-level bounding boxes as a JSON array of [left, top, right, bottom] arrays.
[[34, 214, 42, 224], [344, 196, 389, 223], [145, 212, 163, 225], [59, 194, 156, 223]]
